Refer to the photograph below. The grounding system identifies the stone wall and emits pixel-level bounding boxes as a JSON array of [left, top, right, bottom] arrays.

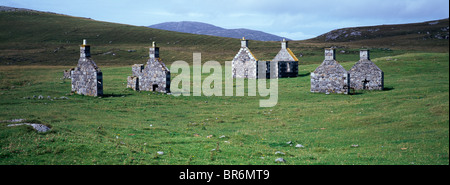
[[277, 61, 298, 78], [232, 38, 258, 79], [63, 68, 73, 79], [138, 57, 170, 92], [71, 40, 103, 97], [348, 50, 384, 90], [232, 39, 299, 79], [257, 61, 280, 79], [232, 38, 299, 79], [127, 45, 170, 93], [131, 64, 144, 77], [310, 48, 349, 94], [272, 40, 299, 78], [127, 76, 139, 91], [272, 39, 298, 62]]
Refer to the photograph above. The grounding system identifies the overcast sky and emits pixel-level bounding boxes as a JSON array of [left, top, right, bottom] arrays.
[[2, 0, 449, 40]]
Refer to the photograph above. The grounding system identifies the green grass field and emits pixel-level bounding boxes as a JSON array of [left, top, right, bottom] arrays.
[[0, 52, 448, 165]]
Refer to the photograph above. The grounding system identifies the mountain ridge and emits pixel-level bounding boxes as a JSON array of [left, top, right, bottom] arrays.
[[310, 18, 449, 42], [148, 21, 290, 41]]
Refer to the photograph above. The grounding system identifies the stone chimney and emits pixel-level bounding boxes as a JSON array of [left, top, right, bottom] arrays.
[[281, 38, 288, 49], [360, 49, 370, 60], [324, 48, 335, 60], [241, 37, 248, 48], [80, 39, 90, 58], [149, 41, 159, 58]]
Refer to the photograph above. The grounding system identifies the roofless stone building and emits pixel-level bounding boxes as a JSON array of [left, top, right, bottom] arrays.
[[231, 37, 259, 79], [71, 39, 103, 96], [310, 48, 349, 94], [271, 39, 299, 78], [127, 42, 171, 93], [231, 38, 299, 79], [348, 49, 384, 90]]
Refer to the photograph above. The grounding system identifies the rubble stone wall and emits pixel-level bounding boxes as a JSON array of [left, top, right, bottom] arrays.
[[310, 49, 349, 94], [349, 50, 384, 90], [127, 46, 170, 93], [71, 45, 103, 97], [232, 47, 258, 79]]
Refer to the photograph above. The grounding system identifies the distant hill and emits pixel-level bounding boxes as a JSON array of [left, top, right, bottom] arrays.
[[149, 21, 290, 41], [311, 18, 449, 42], [0, 6, 35, 12]]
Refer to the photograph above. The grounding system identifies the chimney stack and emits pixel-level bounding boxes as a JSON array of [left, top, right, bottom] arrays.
[[149, 41, 160, 58], [281, 38, 288, 49], [360, 49, 370, 60], [324, 48, 335, 60], [241, 37, 248, 48], [80, 39, 90, 58]]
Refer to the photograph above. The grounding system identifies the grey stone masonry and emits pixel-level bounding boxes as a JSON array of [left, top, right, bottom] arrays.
[[127, 76, 139, 91], [272, 39, 297, 62], [276, 61, 298, 78], [310, 48, 349, 94], [71, 39, 103, 96], [232, 37, 258, 79], [272, 39, 298, 78], [63, 68, 74, 79], [131, 64, 144, 77], [348, 50, 384, 90], [232, 38, 299, 79], [127, 42, 170, 93]]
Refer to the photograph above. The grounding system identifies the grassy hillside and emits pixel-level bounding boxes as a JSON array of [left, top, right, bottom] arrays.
[[0, 10, 260, 65], [1, 10, 448, 66], [308, 18, 449, 52], [0, 52, 448, 164]]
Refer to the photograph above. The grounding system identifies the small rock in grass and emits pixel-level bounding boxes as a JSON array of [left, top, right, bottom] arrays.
[[1, 118, 26, 123], [31, 124, 51, 132], [275, 158, 286, 163], [7, 123, 51, 133]]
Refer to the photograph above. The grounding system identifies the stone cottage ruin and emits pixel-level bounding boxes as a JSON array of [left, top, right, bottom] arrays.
[[231, 38, 299, 79], [348, 49, 384, 90], [231, 37, 259, 79], [310, 48, 349, 94], [271, 39, 299, 78], [127, 42, 170, 93], [71, 39, 103, 96]]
